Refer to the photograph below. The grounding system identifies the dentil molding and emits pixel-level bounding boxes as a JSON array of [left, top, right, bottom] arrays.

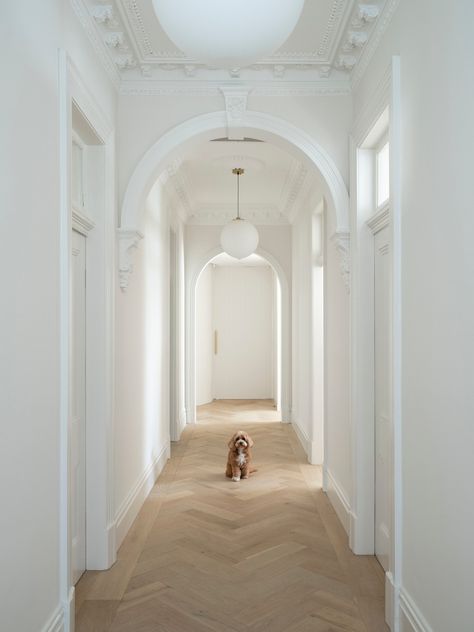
[[331, 231, 351, 293], [117, 228, 143, 291], [71, 0, 399, 92]]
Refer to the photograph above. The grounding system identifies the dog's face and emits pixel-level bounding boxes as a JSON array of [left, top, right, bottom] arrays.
[[228, 430, 254, 451]]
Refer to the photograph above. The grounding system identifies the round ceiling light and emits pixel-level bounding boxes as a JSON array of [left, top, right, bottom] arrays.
[[152, 0, 305, 69], [221, 219, 259, 260], [220, 168, 259, 260]]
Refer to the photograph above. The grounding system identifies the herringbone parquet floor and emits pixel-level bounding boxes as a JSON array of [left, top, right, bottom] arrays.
[[76, 400, 387, 631]]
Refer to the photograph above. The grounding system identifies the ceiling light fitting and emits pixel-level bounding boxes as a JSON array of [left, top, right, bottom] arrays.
[[152, 0, 305, 69], [220, 168, 259, 260]]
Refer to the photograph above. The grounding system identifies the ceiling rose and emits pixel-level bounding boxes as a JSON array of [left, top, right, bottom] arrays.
[[152, 0, 305, 69]]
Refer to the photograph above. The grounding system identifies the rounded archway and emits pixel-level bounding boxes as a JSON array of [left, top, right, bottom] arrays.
[[120, 110, 349, 234], [188, 245, 291, 424]]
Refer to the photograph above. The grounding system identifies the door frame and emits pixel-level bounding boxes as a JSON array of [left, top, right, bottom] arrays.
[[186, 246, 291, 424], [349, 57, 402, 630], [59, 51, 116, 629]]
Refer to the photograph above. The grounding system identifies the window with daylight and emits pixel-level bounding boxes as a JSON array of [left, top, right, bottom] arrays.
[[376, 140, 390, 207]]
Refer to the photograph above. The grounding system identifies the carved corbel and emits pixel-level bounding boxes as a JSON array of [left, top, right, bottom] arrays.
[[331, 232, 351, 293], [117, 228, 144, 292], [220, 87, 251, 140]]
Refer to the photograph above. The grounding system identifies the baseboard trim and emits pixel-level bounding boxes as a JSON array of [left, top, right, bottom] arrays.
[[114, 444, 169, 549], [325, 469, 352, 534], [385, 571, 398, 630], [399, 588, 433, 632], [292, 420, 310, 459], [41, 606, 64, 632]]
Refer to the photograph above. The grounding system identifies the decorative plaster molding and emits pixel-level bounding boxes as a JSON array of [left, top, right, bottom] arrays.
[[70, 0, 121, 89], [318, 0, 348, 57], [188, 203, 287, 226], [281, 161, 309, 222], [161, 158, 193, 218], [72, 208, 96, 236], [351, 0, 401, 88], [351, 3, 380, 28], [119, 82, 351, 97], [331, 231, 351, 293], [120, 0, 155, 56], [220, 87, 251, 140], [399, 589, 434, 632], [367, 204, 390, 234], [117, 228, 143, 291]]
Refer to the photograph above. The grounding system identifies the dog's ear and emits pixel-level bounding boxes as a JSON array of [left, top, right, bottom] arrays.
[[228, 433, 237, 449], [244, 432, 254, 448]]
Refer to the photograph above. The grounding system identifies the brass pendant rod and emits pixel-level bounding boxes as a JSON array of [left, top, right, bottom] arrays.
[[232, 167, 244, 220]]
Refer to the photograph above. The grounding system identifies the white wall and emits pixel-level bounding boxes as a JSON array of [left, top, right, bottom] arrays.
[[291, 201, 327, 466], [1, 3, 116, 631], [353, 2, 474, 629], [114, 181, 185, 546], [213, 265, 274, 400], [324, 224, 351, 529], [117, 94, 351, 205], [196, 264, 214, 405]]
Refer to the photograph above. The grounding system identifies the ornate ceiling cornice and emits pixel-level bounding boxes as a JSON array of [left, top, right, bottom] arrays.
[[70, 0, 400, 96]]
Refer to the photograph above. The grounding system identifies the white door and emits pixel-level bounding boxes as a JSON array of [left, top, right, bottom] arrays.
[[213, 266, 273, 400], [374, 225, 391, 571], [71, 229, 86, 584]]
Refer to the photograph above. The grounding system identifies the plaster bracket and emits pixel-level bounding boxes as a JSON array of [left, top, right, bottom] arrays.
[[220, 87, 251, 140], [117, 228, 144, 292], [331, 231, 351, 293]]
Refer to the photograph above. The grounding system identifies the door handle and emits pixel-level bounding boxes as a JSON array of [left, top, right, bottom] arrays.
[[214, 330, 218, 355]]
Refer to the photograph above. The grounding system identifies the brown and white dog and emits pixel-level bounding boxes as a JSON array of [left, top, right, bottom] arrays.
[[226, 430, 256, 482]]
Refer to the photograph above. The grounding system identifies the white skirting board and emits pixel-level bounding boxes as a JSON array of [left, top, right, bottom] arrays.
[[114, 443, 170, 549], [325, 469, 352, 534], [291, 421, 322, 465], [40, 606, 64, 632], [399, 589, 433, 632]]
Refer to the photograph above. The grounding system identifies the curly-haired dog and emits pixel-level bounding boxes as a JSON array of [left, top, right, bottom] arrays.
[[225, 430, 256, 482]]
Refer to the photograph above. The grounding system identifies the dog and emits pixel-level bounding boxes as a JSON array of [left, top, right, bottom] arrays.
[[226, 430, 256, 482]]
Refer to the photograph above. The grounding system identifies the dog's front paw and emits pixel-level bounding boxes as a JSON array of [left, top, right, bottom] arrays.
[[232, 476, 240, 482]]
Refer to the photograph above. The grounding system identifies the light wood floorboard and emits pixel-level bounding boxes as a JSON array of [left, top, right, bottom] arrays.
[[76, 400, 387, 631]]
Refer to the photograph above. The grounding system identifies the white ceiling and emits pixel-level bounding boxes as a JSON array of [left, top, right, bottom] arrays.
[[75, 0, 393, 92], [161, 139, 318, 225]]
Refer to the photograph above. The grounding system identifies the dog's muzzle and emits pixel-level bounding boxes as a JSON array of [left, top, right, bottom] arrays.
[[236, 439, 248, 447]]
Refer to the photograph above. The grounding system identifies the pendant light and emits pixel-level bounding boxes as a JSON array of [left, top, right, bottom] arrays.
[[152, 0, 305, 69], [220, 168, 259, 260]]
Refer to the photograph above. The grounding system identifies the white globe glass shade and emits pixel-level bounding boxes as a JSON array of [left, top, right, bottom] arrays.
[[152, 0, 305, 68], [220, 219, 259, 260]]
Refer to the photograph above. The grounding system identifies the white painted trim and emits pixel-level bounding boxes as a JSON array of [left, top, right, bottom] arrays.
[[114, 444, 169, 549], [59, 51, 117, 632], [350, 57, 402, 632], [367, 204, 390, 234], [120, 110, 349, 234], [292, 420, 322, 465], [41, 606, 64, 632], [72, 208, 95, 235], [389, 55, 403, 632], [119, 81, 351, 97], [325, 469, 352, 534], [399, 589, 433, 632], [186, 245, 291, 428], [58, 49, 73, 632]]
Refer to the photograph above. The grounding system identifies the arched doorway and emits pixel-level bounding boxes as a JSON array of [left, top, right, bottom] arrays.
[[188, 246, 290, 424]]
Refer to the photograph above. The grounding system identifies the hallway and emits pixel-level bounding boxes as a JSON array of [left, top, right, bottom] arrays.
[[76, 402, 387, 632]]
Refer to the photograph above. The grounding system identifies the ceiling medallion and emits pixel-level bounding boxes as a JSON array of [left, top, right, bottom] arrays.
[[152, 0, 305, 69]]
